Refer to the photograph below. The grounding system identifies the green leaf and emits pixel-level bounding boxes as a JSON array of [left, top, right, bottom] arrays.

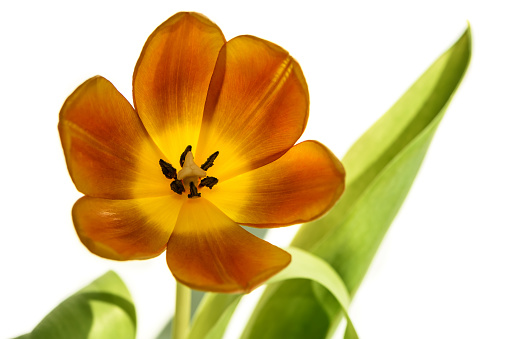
[[188, 248, 358, 339], [242, 25, 472, 339], [19, 271, 136, 339], [188, 293, 241, 339]]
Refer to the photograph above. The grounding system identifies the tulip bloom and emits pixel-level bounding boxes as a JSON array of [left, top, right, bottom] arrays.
[[59, 12, 345, 293]]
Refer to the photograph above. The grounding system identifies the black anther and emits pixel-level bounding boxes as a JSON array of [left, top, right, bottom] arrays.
[[170, 180, 185, 195], [159, 159, 177, 179], [199, 176, 219, 189], [200, 151, 219, 170], [188, 182, 201, 198], [180, 145, 192, 167]]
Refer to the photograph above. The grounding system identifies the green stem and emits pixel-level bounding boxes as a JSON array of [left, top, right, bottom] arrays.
[[173, 282, 191, 339]]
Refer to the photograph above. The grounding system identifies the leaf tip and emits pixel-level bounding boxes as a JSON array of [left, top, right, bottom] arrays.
[[461, 21, 473, 61]]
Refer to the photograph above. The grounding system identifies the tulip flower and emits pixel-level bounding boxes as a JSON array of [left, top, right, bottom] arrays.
[[59, 12, 345, 293]]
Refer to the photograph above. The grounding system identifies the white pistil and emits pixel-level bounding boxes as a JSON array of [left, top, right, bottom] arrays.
[[177, 151, 206, 189]]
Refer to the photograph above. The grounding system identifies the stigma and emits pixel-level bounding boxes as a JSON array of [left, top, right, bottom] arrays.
[[177, 151, 206, 190]]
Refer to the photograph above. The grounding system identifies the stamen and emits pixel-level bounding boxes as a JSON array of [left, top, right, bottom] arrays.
[[159, 159, 177, 179], [163, 146, 221, 198], [180, 145, 192, 167], [188, 182, 201, 198], [170, 180, 185, 195], [199, 176, 219, 189], [201, 151, 219, 170]]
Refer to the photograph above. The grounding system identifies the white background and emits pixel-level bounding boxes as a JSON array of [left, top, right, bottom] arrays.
[[1, 1, 507, 338]]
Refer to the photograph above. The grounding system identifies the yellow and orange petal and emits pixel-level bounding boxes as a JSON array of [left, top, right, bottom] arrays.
[[195, 35, 309, 181], [73, 195, 185, 260], [133, 12, 226, 166], [59, 76, 171, 199], [206, 141, 345, 227], [166, 198, 291, 293]]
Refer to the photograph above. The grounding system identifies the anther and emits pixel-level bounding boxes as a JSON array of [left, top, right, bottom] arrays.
[[199, 176, 219, 189], [188, 182, 201, 198], [170, 180, 185, 195], [180, 145, 192, 167], [159, 159, 177, 179], [201, 151, 219, 170]]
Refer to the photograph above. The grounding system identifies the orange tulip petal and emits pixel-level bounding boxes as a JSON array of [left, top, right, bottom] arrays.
[[206, 141, 345, 227], [59, 76, 171, 199], [133, 12, 226, 165], [195, 35, 309, 181], [166, 198, 291, 293], [73, 195, 185, 260]]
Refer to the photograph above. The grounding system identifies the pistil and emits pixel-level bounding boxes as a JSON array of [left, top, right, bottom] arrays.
[[177, 150, 206, 189]]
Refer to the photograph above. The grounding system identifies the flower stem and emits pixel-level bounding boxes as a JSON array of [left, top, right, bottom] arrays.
[[173, 281, 191, 339]]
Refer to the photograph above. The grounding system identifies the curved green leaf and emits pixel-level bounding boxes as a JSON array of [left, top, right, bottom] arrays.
[[188, 247, 358, 339], [18, 271, 136, 339], [243, 25, 472, 339]]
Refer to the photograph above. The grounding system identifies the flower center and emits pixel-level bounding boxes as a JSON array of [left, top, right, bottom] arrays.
[[159, 145, 219, 198]]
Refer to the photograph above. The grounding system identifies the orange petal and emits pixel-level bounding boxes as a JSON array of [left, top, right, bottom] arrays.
[[206, 141, 345, 227], [133, 12, 226, 165], [195, 35, 309, 181], [166, 198, 291, 293], [73, 195, 185, 260], [59, 76, 172, 199]]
